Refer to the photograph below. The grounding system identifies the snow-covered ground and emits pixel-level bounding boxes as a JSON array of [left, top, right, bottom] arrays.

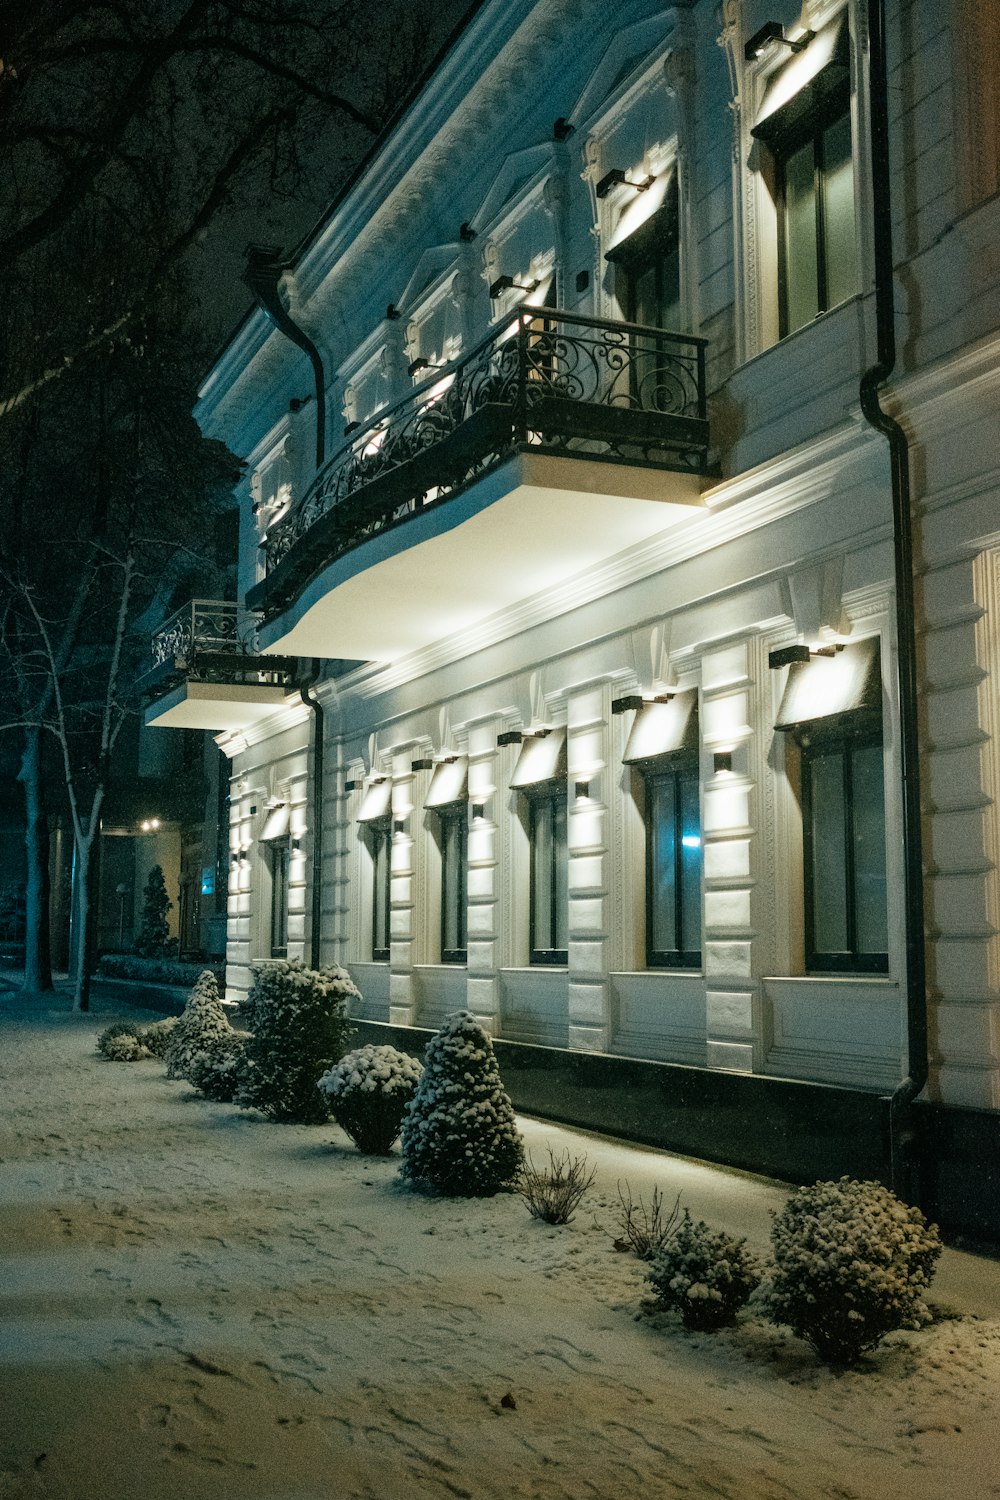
[[2, 988, 1000, 1500]]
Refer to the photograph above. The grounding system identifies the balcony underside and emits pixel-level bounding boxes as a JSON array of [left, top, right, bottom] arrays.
[[254, 446, 704, 662], [144, 679, 293, 731]]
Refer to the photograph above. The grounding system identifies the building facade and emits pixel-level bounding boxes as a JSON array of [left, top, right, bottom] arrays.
[[146, 0, 1000, 1234]]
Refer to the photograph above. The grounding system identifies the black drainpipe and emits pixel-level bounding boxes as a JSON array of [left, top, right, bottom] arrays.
[[859, 0, 928, 1199], [245, 244, 326, 469], [299, 661, 325, 970]]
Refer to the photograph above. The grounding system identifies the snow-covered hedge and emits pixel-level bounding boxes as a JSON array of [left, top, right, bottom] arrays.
[[399, 1011, 523, 1196], [97, 953, 224, 988], [97, 1022, 149, 1062], [319, 1044, 423, 1154], [764, 1177, 942, 1365], [139, 1016, 179, 1058], [646, 1210, 762, 1330], [165, 970, 232, 1081], [236, 960, 357, 1123], [188, 1033, 250, 1103]]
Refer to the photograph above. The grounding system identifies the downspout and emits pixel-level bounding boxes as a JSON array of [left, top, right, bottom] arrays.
[[299, 661, 325, 970], [859, 0, 928, 1198], [245, 244, 327, 469]]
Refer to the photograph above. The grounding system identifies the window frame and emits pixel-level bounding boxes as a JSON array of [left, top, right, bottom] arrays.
[[368, 816, 392, 962], [641, 755, 702, 970], [798, 715, 888, 975], [772, 82, 855, 339], [526, 782, 568, 967], [437, 803, 468, 965], [269, 839, 290, 960]]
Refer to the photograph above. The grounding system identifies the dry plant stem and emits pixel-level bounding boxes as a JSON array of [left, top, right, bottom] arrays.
[[519, 1148, 597, 1225], [616, 1181, 682, 1259]]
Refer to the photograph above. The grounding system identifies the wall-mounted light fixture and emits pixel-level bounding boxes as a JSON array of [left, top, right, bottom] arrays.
[[713, 752, 734, 776], [408, 357, 431, 377], [386, 303, 402, 320], [411, 757, 434, 772], [488, 275, 539, 301], [744, 20, 814, 61], [768, 642, 843, 670], [611, 694, 644, 715], [343, 420, 360, 436], [497, 729, 523, 747], [459, 222, 477, 241], [595, 168, 656, 199], [553, 116, 575, 141], [139, 818, 161, 832]]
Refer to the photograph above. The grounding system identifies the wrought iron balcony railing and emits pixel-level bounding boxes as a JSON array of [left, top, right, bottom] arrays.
[[143, 600, 296, 694], [249, 307, 709, 617]]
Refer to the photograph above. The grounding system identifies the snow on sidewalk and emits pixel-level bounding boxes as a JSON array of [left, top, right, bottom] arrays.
[[1, 990, 999, 1500]]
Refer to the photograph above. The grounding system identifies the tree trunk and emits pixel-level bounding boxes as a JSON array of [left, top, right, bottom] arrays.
[[18, 728, 53, 993], [71, 810, 102, 1014]]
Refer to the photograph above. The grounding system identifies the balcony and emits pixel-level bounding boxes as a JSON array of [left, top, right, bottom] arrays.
[[248, 308, 711, 661], [142, 600, 298, 732]]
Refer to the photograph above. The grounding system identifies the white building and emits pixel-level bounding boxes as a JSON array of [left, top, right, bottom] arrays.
[[146, 0, 1000, 1238]]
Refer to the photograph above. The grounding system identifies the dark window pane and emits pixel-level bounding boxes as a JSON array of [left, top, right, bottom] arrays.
[[679, 773, 703, 954], [270, 843, 289, 958], [372, 825, 391, 957], [529, 790, 567, 959], [821, 112, 856, 310], [852, 742, 888, 955], [809, 748, 848, 953], [441, 811, 467, 959], [784, 138, 819, 333], [552, 796, 568, 951], [649, 775, 678, 955]]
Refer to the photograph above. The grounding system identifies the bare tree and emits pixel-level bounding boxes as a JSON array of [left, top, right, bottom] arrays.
[[0, 0, 464, 416]]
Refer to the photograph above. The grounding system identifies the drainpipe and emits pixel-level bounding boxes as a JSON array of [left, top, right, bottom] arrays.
[[299, 661, 325, 970], [245, 244, 326, 469], [859, 0, 928, 1199]]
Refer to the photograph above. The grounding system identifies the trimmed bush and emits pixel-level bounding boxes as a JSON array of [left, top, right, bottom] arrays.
[[765, 1177, 942, 1365], [97, 1023, 149, 1062], [646, 1210, 763, 1331], [165, 970, 232, 1081], [319, 1044, 423, 1154], [399, 1011, 523, 1197], [139, 1017, 179, 1058], [236, 960, 357, 1123], [97, 953, 225, 988], [188, 1032, 250, 1103]]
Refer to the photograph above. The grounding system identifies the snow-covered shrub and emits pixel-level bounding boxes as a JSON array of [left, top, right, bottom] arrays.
[[188, 1032, 250, 1103], [236, 960, 357, 1123], [318, 1044, 423, 1154], [764, 1177, 942, 1365], [138, 1017, 179, 1058], [164, 969, 232, 1081], [97, 1023, 149, 1062], [646, 1210, 763, 1331], [399, 1011, 523, 1197], [518, 1148, 595, 1224]]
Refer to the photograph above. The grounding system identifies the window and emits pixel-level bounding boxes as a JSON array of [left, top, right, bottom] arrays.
[[425, 756, 469, 966], [356, 777, 393, 962], [800, 725, 887, 973], [644, 763, 702, 968], [752, 17, 856, 338], [773, 637, 887, 974], [439, 806, 468, 964], [622, 690, 702, 968], [774, 99, 856, 336], [528, 788, 568, 965], [269, 841, 289, 959], [369, 819, 392, 961], [608, 180, 681, 333], [509, 729, 568, 966]]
